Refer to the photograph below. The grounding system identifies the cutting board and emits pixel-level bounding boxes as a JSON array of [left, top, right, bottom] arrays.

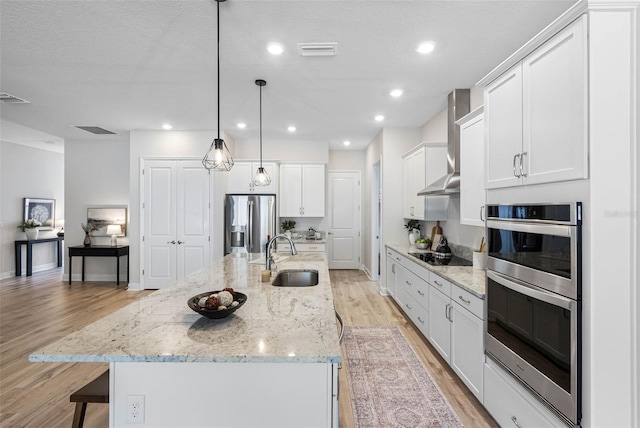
[[429, 221, 442, 243]]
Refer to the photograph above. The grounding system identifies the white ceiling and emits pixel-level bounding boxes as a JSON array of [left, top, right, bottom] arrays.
[[0, 0, 576, 151]]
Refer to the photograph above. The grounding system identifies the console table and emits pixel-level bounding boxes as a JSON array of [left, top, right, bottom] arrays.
[[68, 245, 129, 287], [15, 236, 64, 276]]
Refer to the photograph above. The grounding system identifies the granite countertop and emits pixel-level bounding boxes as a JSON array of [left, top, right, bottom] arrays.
[[386, 243, 486, 298], [29, 253, 341, 364], [277, 236, 327, 244]]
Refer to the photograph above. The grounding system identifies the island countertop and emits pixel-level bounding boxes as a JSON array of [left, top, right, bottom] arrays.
[[29, 252, 341, 364]]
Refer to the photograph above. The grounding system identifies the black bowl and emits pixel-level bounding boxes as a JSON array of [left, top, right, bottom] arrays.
[[187, 291, 247, 319]]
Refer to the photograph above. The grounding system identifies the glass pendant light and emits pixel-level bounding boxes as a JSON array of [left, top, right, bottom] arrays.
[[203, 0, 234, 171], [253, 79, 271, 186]]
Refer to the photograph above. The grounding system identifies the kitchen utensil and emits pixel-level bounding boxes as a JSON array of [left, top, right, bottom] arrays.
[[479, 237, 486, 253], [431, 233, 442, 251], [430, 221, 443, 243]]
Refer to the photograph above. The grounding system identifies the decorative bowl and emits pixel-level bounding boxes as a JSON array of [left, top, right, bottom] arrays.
[[415, 242, 429, 250], [187, 291, 247, 319]]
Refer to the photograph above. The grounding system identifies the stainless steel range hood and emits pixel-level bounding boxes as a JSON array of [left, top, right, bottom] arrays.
[[418, 89, 470, 195]]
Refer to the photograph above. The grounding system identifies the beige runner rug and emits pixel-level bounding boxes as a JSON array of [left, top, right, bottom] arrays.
[[343, 326, 463, 428]]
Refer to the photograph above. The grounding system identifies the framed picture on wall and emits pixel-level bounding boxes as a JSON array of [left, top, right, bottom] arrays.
[[24, 198, 55, 230], [87, 207, 127, 237]]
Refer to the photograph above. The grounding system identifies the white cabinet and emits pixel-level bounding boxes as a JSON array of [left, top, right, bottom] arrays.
[[279, 164, 325, 217], [485, 16, 587, 189], [227, 161, 278, 194], [277, 242, 325, 253], [396, 258, 430, 338], [428, 273, 484, 402], [458, 107, 486, 227], [484, 358, 566, 427], [402, 144, 448, 221], [385, 248, 403, 298]]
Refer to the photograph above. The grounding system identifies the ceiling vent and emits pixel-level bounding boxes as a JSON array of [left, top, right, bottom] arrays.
[[0, 92, 30, 104], [73, 126, 116, 135], [297, 42, 338, 57]]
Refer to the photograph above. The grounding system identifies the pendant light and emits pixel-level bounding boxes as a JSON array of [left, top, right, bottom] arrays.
[[253, 79, 271, 186], [202, 0, 234, 171]]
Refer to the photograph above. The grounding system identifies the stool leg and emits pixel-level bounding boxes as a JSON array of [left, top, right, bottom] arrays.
[[71, 402, 87, 428]]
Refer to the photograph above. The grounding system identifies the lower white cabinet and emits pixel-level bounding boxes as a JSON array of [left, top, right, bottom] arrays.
[[428, 273, 485, 402], [277, 242, 325, 253], [397, 261, 429, 337], [484, 358, 566, 427], [385, 249, 403, 298]]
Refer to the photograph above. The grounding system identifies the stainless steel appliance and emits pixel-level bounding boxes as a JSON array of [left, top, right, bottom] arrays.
[[485, 203, 582, 426], [224, 194, 276, 255]]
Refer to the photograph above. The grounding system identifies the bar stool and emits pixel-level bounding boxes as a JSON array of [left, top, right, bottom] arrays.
[[69, 370, 109, 428]]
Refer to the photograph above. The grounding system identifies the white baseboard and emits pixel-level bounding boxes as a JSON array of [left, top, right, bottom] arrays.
[[362, 265, 372, 280], [0, 270, 14, 280], [67, 273, 129, 285]]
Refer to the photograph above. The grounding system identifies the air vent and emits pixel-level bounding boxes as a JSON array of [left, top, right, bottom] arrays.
[[297, 42, 338, 57], [0, 92, 30, 103], [74, 126, 116, 135]]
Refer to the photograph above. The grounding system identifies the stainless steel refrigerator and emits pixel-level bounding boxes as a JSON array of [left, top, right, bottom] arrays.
[[224, 194, 276, 255]]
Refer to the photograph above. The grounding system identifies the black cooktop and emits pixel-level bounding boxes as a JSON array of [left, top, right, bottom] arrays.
[[408, 252, 473, 267]]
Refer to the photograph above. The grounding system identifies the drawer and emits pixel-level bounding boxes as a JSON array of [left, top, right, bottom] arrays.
[[484, 360, 565, 428], [429, 273, 451, 297], [403, 257, 430, 282], [451, 284, 484, 320], [292, 243, 325, 252], [401, 292, 429, 338], [399, 267, 428, 310], [386, 248, 404, 265]]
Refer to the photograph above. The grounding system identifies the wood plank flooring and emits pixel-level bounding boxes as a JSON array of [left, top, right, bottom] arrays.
[[0, 268, 496, 427]]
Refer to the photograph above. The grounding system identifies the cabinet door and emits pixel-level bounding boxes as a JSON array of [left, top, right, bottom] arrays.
[[412, 148, 426, 220], [403, 155, 414, 218], [485, 65, 523, 189], [523, 16, 587, 185], [428, 286, 451, 363], [301, 164, 325, 217], [279, 165, 302, 216], [386, 256, 397, 297], [450, 301, 484, 402], [226, 161, 253, 193], [460, 111, 486, 227]]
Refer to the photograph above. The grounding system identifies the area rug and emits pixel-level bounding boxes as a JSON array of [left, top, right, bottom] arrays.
[[343, 326, 463, 428]]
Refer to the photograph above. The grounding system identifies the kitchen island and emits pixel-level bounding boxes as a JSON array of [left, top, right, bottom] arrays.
[[30, 252, 341, 428]]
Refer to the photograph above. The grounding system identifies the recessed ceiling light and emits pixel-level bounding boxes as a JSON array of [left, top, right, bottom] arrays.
[[287, 126, 296, 132], [374, 115, 385, 122], [390, 89, 403, 97], [415, 41, 436, 54], [162, 123, 172, 130], [237, 122, 247, 129], [267, 43, 284, 55], [343, 140, 351, 146]]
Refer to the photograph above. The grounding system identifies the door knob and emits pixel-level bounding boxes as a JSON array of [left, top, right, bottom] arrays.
[[167, 240, 176, 244], [177, 240, 185, 244]]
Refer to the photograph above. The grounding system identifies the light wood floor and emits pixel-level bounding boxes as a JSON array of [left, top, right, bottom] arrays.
[[0, 268, 496, 427]]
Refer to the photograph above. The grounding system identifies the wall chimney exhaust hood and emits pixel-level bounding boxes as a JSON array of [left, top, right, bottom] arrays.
[[418, 89, 470, 195]]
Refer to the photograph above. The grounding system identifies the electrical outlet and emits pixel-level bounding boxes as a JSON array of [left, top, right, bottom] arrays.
[[126, 395, 145, 424]]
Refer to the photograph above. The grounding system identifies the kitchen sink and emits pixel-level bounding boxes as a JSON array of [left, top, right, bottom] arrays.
[[272, 269, 319, 287]]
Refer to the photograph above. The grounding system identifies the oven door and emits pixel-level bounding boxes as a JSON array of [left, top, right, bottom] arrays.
[[485, 270, 579, 425], [486, 220, 578, 300]]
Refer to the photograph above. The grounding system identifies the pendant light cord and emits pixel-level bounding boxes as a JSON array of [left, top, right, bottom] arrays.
[[259, 84, 263, 168], [217, 0, 221, 141]]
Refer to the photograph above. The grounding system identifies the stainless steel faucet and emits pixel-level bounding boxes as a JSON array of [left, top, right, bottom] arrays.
[[266, 234, 297, 271]]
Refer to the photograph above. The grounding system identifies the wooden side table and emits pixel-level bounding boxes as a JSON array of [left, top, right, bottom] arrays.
[[68, 245, 129, 286], [15, 236, 64, 276]]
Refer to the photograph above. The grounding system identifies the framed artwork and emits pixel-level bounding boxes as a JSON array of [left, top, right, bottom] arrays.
[[24, 198, 55, 230], [87, 207, 127, 237]]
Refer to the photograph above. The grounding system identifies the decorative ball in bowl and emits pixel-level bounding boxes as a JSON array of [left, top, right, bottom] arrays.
[[187, 289, 247, 319]]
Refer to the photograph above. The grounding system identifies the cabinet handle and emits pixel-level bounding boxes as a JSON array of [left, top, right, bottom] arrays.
[[405, 303, 412, 311], [417, 289, 424, 296], [458, 295, 471, 305], [448, 305, 453, 322], [417, 316, 424, 324], [480, 205, 485, 222], [511, 416, 522, 428], [167, 240, 176, 244], [405, 280, 411, 286], [434, 280, 443, 288], [391, 264, 396, 274], [444, 304, 449, 320], [520, 152, 528, 177], [513, 154, 521, 178]]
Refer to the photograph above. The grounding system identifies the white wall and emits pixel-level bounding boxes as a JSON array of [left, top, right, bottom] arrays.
[[0, 142, 64, 278], [65, 136, 129, 281], [233, 139, 329, 164], [364, 131, 382, 278], [328, 150, 365, 172]]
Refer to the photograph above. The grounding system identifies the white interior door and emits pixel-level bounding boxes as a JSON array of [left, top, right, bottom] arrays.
[[144, 159, 209, 289], [327, 171, 361, 269]]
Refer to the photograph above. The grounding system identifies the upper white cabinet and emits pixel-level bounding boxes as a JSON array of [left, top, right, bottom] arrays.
[[226, 161, 278, 194], [458, 107, 486, 227], [279, 164, 325, 217], [485, 16, 587, 189], [402, 143, 448, 221]]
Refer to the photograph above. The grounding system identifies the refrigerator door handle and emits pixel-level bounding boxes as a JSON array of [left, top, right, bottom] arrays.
[[248, 200, 254, 251]]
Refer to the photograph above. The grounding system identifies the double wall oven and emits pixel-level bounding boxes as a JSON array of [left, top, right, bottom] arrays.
[[485, 203, 582, 426]]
